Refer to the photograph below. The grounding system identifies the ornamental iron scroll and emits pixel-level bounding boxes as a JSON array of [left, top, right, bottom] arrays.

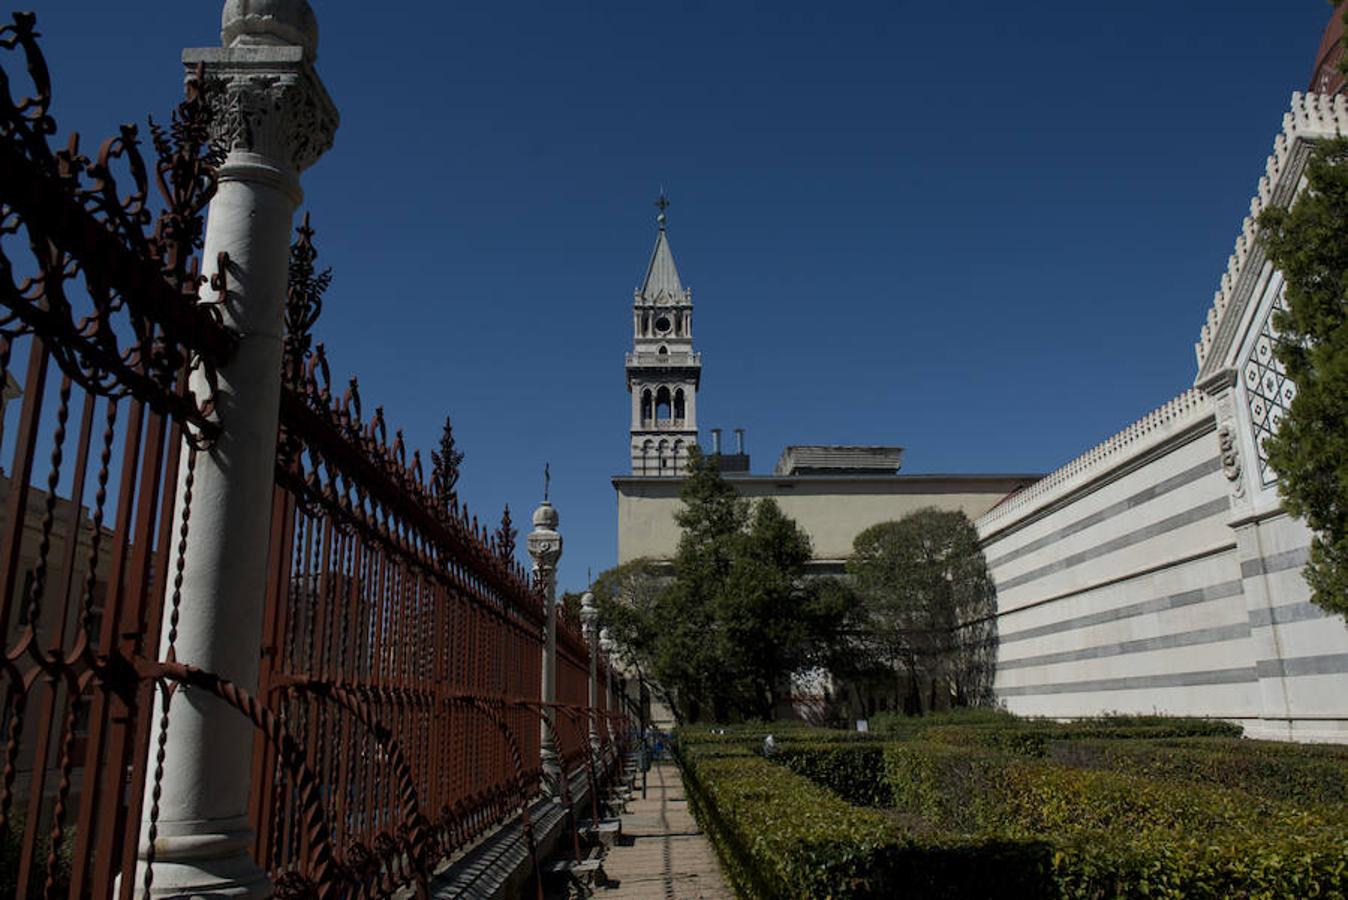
[[283, 212, 329, 389], [0, 15, 234, 430], [0, 16, 242, 898]]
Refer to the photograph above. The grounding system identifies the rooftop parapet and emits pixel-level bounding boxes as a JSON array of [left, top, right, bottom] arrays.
[[976, 388, 1212, 537], [774, 445, 905, 476], [1194, 92, 1348, 377]]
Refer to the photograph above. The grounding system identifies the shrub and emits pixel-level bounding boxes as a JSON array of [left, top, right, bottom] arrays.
[[679, 743, 1061, 898], [883, 742, 1348, 898], [914, 717, 1242, 757], [870, 707, 1018, 738], [678, 749, 901, 898], [676, 721, 880, 748], [1050, 737, 1348, 809], [774, 742, 892, 806]]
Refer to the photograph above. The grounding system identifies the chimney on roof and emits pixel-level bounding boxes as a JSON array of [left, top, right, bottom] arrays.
[[734, 428, 745, 455], [710, 428, 722, 454]]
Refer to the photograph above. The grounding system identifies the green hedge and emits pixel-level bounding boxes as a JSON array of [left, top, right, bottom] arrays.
[[679, 743, 1062, 898], [872, 710, 1242, 748], [884, 742, 1348, 898], [676, 722, 879, 748], [774, 742, 892, 807], [914, 718, 1243, 757], [871, 707, 1020, 737], [678, 750, 901, 898], [1050, 737, 1348, 809]]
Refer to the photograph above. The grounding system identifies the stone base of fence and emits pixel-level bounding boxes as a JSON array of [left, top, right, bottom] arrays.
[[431, 766, 599, 898]]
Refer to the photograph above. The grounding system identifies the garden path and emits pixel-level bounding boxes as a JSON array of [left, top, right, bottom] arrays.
[[597, 760, 732, 899]]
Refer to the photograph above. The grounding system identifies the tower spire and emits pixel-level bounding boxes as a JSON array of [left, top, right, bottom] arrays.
[[626, 198, 700, 476]]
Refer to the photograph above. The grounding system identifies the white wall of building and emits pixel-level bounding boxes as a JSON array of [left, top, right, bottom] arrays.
[[977, 93, 1348, 742]]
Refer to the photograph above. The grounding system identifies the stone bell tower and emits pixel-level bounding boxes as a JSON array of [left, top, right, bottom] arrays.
[[627, 197, 701, 475]]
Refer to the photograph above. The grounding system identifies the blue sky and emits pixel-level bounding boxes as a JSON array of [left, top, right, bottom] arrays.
[[24, 2, 1337, 591]]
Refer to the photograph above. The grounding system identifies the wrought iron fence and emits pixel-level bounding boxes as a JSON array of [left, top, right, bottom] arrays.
[[0, 13, 629, 899]]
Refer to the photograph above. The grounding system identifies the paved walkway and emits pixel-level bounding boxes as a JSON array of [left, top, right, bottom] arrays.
[[597, 760, 732, 899]]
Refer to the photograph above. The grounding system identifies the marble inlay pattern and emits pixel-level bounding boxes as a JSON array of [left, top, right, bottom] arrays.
[[1243, 292, 1296, 487]]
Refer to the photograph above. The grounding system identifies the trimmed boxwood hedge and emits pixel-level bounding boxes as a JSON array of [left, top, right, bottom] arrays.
[[873, 710, 1242, 747], [679, 743, 1061, 899], [678, 749, 901, 898], [675, 718, 1346, 898], [677, 722, 881, 748], [1050, 737, 1348, 809], [913, 719, 1243, 757], [774, 742, 892, 807], [884, 742, 1348, 898]]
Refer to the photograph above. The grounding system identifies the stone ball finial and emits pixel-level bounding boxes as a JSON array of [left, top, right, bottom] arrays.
[[222, 0, 319, 60], [532, 500, 559, 530]]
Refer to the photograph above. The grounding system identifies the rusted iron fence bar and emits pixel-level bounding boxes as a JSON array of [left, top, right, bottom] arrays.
[[0, 10, 630, 899], [0, 13, 232, 898]]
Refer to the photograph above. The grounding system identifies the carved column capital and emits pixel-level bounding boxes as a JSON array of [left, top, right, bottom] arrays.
[[183, 45, 338, 177]]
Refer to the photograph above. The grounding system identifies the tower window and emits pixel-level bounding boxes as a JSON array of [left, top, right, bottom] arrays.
[[655, 387, 672, 424], [657, 345, 668, 356], [641, 389, 653, 424], [674, 388, 685, 420], [654, 315, 672, 335]]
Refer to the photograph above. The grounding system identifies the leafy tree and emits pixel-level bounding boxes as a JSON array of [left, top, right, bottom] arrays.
[[591, 558, 677, 718], [847, 508, 998, 714], [721, 498, 835, 718], [1258, 137, 1348, 619], [594, 448, 836, 722]]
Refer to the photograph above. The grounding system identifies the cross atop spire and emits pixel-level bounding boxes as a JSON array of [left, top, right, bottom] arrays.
[[640, 200, 684, 302], [655, 192, 670, 230]]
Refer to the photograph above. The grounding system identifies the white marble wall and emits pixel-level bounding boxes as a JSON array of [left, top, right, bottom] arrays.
[[978, 396, 1348, 741]]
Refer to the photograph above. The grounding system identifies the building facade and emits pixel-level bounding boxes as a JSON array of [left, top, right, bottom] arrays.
[[976, 17, 1348, 741]]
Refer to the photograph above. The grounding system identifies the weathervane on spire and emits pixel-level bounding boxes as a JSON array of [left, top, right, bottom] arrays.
[[543, 462, 551, 502], [655, 191, 669, 230]]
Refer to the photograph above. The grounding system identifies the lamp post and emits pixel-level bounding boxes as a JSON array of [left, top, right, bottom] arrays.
[[580, 591, 600, 755], [527, 497, 563, 794], [599, 626, 615, 745]]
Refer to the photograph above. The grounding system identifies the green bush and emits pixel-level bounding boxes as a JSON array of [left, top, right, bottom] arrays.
[[870, 707, 1018, 738], [774, 742, 891, 807], [676, 722, 879, 748], [1050, 737, 1348, 809], [678, 749, 901, 898], [915, 718, 1243, 757], [883, 742, 1348, 898], [679, 743, 1060, 898], [872, 710, 1242, 746], [883, 742, 1015, 830]]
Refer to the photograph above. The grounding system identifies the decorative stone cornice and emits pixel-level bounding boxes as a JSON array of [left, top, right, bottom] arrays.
[[1193, 92, 1348, 378], [182, 44, 338, 176], [976, 388, 1213, 536]]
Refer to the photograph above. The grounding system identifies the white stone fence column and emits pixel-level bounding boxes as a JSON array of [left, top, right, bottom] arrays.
[[580, 591, 600, 755], [527, 499, 563, 794], [133, 2, 337, 896]]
